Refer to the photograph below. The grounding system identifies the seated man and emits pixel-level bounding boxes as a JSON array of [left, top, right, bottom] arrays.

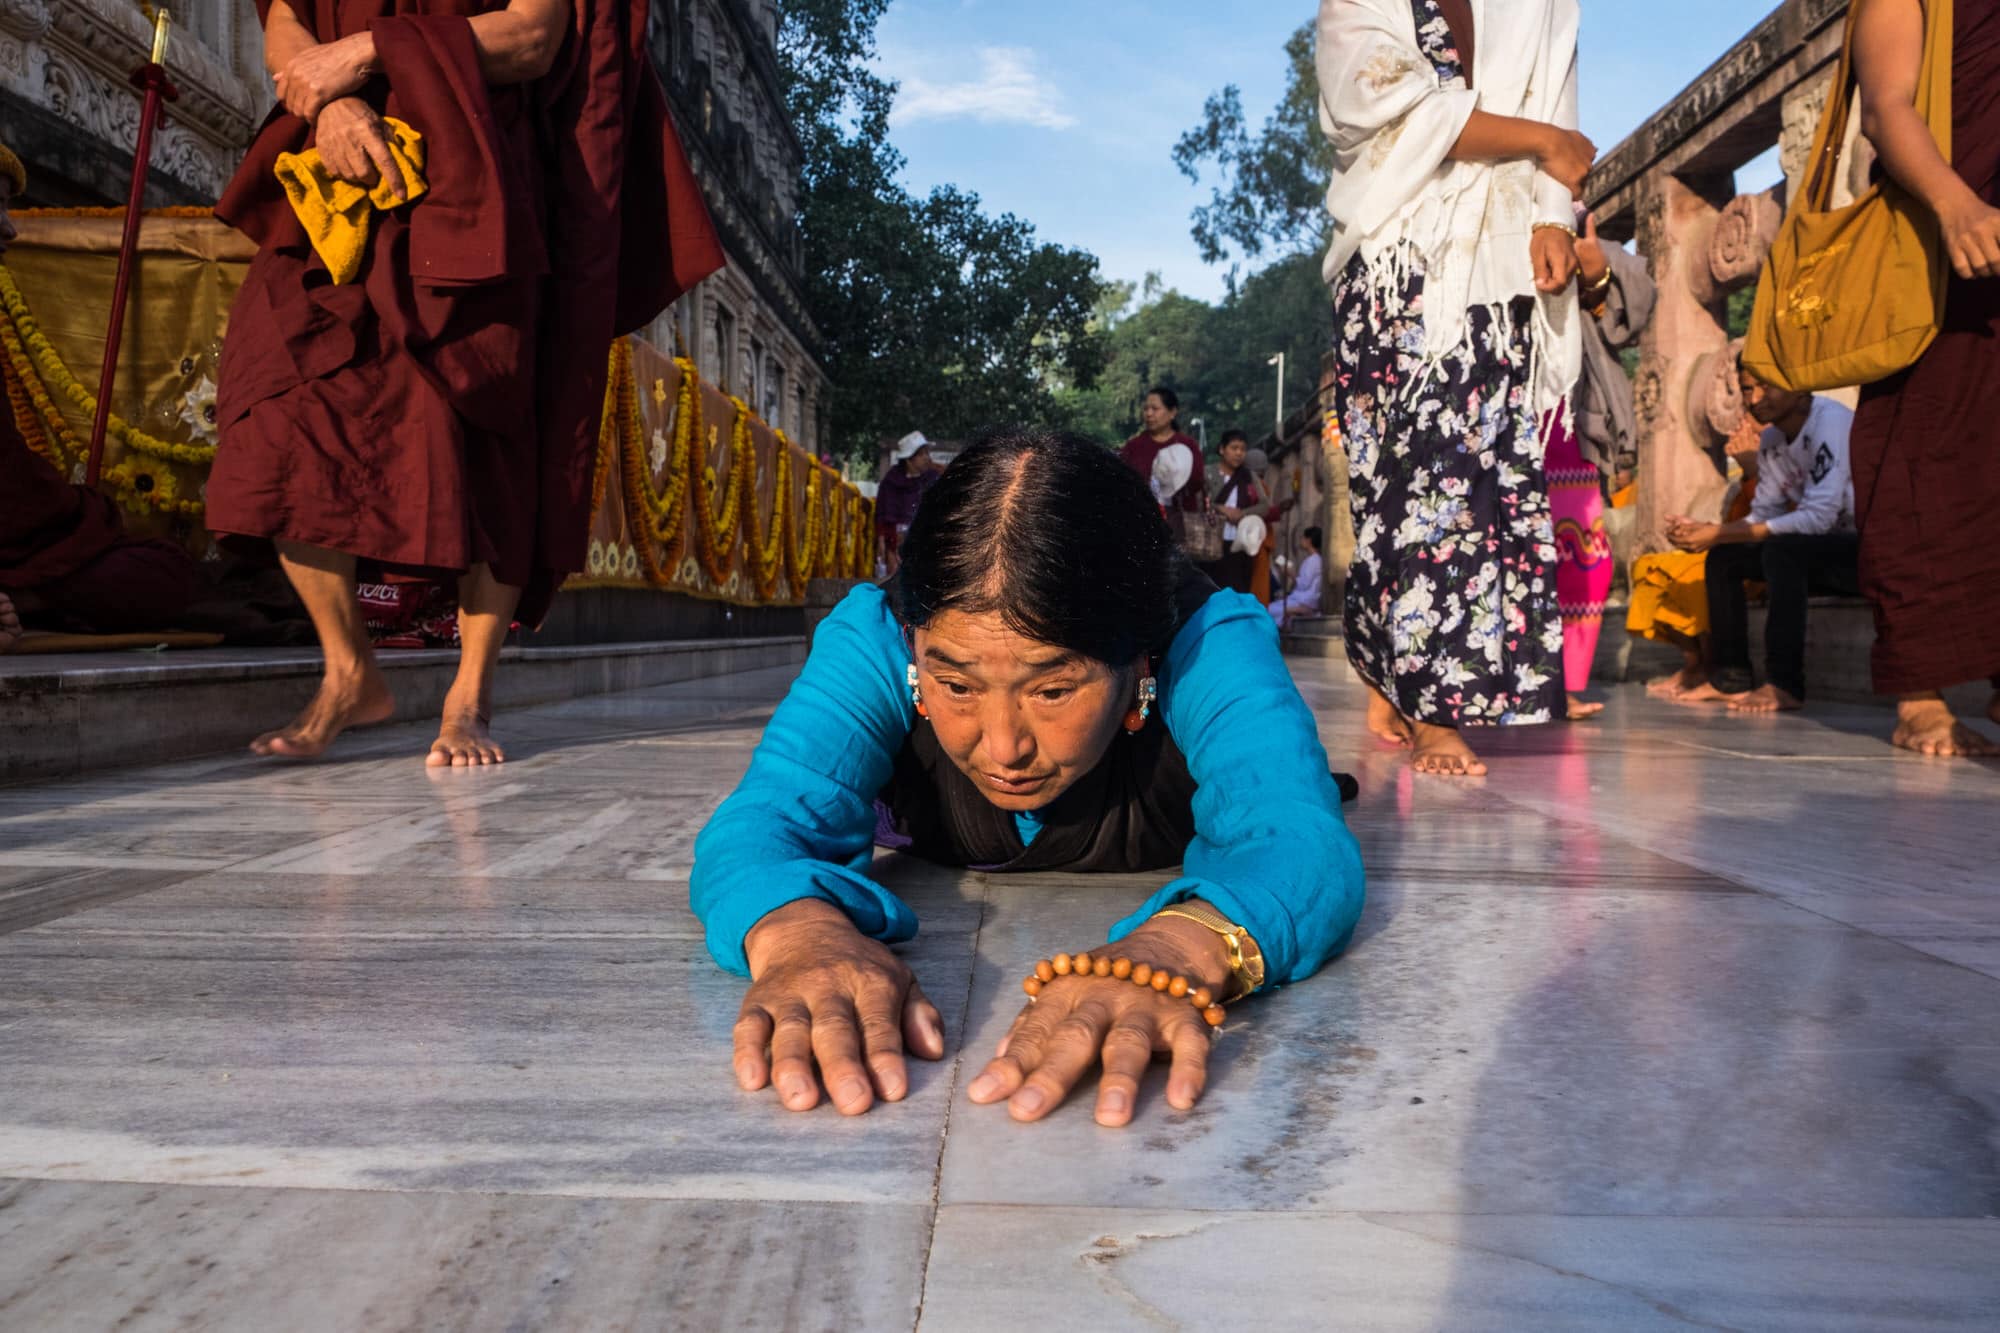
[[0, 137, 206, 653], [1268, 526, 1325, 628], [1665, 366, 1859, 714]]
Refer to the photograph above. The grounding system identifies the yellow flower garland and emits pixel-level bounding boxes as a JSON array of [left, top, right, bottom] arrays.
[[0, 265, 217, 469]]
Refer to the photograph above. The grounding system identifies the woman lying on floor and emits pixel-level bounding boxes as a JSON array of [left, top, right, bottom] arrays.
[[691, 431, 1365, 1128]]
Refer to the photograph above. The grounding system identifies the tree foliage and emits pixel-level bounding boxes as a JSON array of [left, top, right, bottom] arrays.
[[1172, 22, 1335, 268], [776, 1, 1107, 460]]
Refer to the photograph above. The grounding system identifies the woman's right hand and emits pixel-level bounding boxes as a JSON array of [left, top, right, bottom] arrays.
[[1938, 193, 2000, 280], [314, 98, 409, 202], [1537, 126, 1598, 198], [734, 898, 946, 1115]]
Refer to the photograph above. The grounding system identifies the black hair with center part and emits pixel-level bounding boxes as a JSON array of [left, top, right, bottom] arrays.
[[894, 430, 1182, 667]]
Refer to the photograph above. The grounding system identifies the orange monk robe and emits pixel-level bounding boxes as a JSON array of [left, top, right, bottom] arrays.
[[208, 0, 724, 623]]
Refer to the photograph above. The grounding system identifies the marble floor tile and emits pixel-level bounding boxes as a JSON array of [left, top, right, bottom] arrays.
[[939, 877, 2000, 1217], [0, 1178, 930, 1333], [917, 1206, 2000, 1332], [0, 864, 198, 934], [3, 649, 1997, 1325], [0, 868, 981, 1204]]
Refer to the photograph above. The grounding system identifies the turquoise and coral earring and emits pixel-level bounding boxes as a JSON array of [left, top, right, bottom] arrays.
[[1123, 663, 1157, 733], [908, 663, 928, 719]]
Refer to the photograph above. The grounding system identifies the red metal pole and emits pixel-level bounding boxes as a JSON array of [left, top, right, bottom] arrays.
[[84, 57, 178, 488]]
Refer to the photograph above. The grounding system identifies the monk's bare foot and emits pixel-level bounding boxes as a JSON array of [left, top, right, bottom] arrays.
[[1567, 693, 1605, 721], [1892, 697, 2000, 758], [1410, 722, 1487, 777], [1672, 681, 1743, 706], [251, 665, 395, 758], [1366, 684, 1413, 748], [428, 702, 505, 767], [0, 592, 21, 653], [1728, 684, 1802, 715], [1645, 665, 1704, 699]]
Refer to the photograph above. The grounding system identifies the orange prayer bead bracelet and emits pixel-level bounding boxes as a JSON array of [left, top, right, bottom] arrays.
[[1022, 951, 1228, 1028]]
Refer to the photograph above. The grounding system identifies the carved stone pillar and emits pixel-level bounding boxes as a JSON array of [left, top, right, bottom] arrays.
[[1633, 174, 1732, 554]]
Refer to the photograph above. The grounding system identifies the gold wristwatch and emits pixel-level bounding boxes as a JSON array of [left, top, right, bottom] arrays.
[[1152, 902, 1266, 1000]]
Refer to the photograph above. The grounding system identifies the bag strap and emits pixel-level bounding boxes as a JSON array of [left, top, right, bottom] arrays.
[[1805, 0, 1954, 213]]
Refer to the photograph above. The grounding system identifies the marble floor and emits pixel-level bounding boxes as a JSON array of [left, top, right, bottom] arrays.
[[2, 657, 1997, 1331]]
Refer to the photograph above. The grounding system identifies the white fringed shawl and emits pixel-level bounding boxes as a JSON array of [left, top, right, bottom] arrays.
[[1316, 0, 1583, 418]]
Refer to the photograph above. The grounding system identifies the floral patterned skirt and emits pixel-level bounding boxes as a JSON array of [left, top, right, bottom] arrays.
[[1333, 252, 1563, 727]]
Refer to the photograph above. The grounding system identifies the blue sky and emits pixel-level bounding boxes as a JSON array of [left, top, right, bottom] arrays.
[[876, 0, 1787, 301]]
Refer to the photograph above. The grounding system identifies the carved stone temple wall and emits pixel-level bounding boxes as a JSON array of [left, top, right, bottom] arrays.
[[0, 0, 268, 206], [1585, 0, 1870, 557]]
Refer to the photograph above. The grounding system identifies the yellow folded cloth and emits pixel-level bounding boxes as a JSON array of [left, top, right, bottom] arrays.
[[274, 116, 429, 285]]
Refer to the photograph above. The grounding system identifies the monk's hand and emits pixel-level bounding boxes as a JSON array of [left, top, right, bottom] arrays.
[[735, 898, 945, 1116], [315, 98, 410, 203], [1575, 211, 1610, 288], [1938, 193, 2000, 280], [1531, 226, 1580, 294], [276, 34, 378, 124], [968, 914, 1233, 1128]]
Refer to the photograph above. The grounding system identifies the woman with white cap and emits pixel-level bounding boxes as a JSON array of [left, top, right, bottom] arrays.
[[876, 431, 941, 577]]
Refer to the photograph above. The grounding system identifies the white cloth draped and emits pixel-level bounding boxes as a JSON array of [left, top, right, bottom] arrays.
[[1316, 0, 1583, 417]]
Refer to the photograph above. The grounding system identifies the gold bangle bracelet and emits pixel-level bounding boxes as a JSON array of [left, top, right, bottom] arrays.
[[1532, 221, 1579, 239], [1151, 904, 1267, 1000]]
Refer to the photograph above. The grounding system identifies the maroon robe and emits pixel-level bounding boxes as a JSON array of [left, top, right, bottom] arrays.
[[209, 0, 724, 623], [1850, 0, 2000, 693], [1119, 432, 1205, 512], [1, 362, 204, 632]]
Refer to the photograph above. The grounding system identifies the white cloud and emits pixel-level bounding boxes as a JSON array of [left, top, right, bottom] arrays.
[[889, 47, 1079, 131]]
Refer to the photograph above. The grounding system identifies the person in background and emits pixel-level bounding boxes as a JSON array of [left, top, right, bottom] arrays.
[[1626, 417, 1760, 699], [1120, 388, 1205, 544], [1204, 430, 1265, 594], [1317, 0, 1592, 775], [1666, 366, 1858, 715], [876, 431, 941, 579], [1269, 526, 1326, 629], [1851, 0, 2000, 756], [0, 138, 208, 653], [1555, 208, 1657, 720]]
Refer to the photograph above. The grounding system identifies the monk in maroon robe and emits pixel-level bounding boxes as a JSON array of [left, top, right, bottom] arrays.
[[209, 0, 722, 763], [0, 143, 206, 652], [1852, 0, 2000, 756]]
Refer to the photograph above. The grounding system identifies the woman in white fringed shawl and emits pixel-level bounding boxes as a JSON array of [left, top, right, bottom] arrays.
[[1318, 0, 1595, 776]]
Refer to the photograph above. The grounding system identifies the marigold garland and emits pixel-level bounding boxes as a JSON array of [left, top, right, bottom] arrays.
[[0, 264, 217, 470], [0, 300, 199, 517]]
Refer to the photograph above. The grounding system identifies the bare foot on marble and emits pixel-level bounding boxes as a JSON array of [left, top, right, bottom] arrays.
[[251, 664, 395, 758], [1671, 681, 1743, 706], [1727, 685, 1802, 715], [1567, 693, 1605, 720], [1366, 684, 1413, 748], [1411, 722, 1487, 777], [428, 697, 506, 767], [1892, 696, 2000, 758]]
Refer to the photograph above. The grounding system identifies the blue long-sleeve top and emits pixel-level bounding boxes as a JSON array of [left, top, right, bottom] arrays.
[[690, 584, 1365, 985]]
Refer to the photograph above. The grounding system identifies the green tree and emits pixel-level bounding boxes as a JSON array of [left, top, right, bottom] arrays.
[[776, 1, 1108, 461], [1172, 22, 1335, 268]]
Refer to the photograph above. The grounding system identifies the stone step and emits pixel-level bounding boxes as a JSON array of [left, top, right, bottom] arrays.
[[0, 636, 806, 786]]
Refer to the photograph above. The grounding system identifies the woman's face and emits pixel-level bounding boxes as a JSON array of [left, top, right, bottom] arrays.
[[1220, 439, 1248, 470], [913, 610, 1137, 813], [1141, 394, 1174, 435]]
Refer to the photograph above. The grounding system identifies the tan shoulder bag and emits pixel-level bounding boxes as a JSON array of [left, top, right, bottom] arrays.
[[1742, 0, 1954, 392]]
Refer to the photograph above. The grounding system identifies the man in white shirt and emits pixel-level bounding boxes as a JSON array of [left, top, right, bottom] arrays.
[[1665, 366, 1860, 714], [1269, 527, 1326, 628]]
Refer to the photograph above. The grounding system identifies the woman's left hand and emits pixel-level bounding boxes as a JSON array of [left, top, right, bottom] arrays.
[[276, 34, 377, 123], [1531, 226, 1581, 293], [967, 922, 1231, 1127]]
